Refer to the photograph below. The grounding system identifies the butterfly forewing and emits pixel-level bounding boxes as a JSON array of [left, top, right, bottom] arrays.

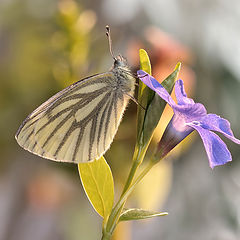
[[16, 70, 134, 163]]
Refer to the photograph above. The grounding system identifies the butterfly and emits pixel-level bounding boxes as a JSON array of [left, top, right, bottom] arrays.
[[15, 26, 136, 163]]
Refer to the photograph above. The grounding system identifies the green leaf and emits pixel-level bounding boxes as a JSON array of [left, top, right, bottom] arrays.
[[135, 48, 181, 163], [139, 49, 152, 75], [141, 62, 181, 148], [78, 156, 114, 219], [119, 208, 168, 222], [136, 49, 155, 142]]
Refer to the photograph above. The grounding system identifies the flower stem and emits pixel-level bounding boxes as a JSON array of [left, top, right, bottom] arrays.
[[101, 144, 147, 239], [104, 159, 156, 237], [104, 145, 146, 235], [121, 144, 146, 195], [101, 230, 111, 240]]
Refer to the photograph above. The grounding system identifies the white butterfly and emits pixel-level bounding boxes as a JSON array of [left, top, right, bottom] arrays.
[[15, 27, 136, 163]]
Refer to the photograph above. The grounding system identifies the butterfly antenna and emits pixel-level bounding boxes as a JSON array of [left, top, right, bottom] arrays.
[[106, 25, 116, 61], [125, 93, 146, 110]]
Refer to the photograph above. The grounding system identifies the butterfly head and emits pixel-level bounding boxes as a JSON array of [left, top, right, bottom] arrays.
[[114, 55, 128, 68]]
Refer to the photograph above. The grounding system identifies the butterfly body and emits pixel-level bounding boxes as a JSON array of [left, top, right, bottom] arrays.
[[15, 56, 135, 163]]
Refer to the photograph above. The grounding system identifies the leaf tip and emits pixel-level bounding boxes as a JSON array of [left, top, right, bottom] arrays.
[[139, 49, 151, 75], [139, 48, 147, 55], [161, 212, 168, 216], [174, 62, 181, 72]]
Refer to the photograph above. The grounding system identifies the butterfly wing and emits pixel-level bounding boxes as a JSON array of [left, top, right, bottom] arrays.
[[15, 72, 129, 163]]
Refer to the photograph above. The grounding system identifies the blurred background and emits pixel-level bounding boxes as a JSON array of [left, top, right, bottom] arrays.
[[1, 0, 240, 239]]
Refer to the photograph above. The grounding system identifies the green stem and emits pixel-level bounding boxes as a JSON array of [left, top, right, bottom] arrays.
[[101, 230, 111, 240], [101, 144, 148, 239], [104, 145, 145, 236], [104, 160, 156, 236], [121, 145, 146, 195]]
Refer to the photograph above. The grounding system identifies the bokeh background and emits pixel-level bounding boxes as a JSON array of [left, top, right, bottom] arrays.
[[1, 0, 240, 239]]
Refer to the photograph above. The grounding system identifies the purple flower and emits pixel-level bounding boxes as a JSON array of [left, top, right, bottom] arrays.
[[137, 70, 240, 168]]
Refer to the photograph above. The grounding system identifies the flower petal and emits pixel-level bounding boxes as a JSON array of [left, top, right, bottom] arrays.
[[175, 79, 195, 105], [156, 114, 194, 159], [188, 123, 232, 168], [137, 70, 176, 107], [174, 102, 207, 122], [200, 114, 240, 144]]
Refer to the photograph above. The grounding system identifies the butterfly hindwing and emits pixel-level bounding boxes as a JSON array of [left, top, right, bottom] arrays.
[[15, 72, 128, 163]]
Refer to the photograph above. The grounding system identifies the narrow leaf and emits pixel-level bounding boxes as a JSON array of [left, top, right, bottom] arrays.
[[137, 49, 155, 141], [78, 156, 114, 219], [139, 49, 152, 75], [142, 62, 181, 146], [119, 208, 168, 222], [135, 49, 181, 163]]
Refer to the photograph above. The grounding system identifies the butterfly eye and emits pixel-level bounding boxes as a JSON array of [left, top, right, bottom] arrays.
[[114, 58, 121, 67], [114, 55, 127, 68]]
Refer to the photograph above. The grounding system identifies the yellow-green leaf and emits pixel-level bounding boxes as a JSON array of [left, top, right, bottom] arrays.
[[141, 62, 181, 147], [78, 156, 114, 219], [137, 49, 154, 140], [135, 49, 181, 166], [139, 48, 151, 75], [119, 208, 168, 222]]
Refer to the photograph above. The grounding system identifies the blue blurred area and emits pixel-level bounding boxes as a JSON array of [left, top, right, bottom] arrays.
[[0, 0, 240, 240]]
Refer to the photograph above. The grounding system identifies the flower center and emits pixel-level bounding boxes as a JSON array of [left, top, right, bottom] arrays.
[[191, 121, 201, 126]]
